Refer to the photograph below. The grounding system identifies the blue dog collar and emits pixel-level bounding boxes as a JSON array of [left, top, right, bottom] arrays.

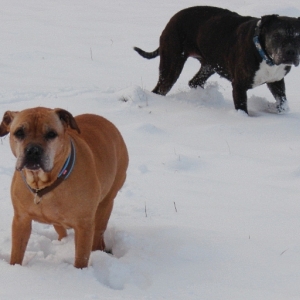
[[253, 20, 275, 66]]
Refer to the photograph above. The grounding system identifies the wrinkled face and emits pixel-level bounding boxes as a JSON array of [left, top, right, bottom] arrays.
[[264, 17, 300, 66], [9, 108, 66, 172]]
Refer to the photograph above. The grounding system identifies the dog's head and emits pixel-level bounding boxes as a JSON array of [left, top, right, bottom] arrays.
[[260, 15, 300, 66], [0, 107, 80, 173]]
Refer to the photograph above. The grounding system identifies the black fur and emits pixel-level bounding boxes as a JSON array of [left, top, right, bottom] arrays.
[[134, 6, 300, 114]]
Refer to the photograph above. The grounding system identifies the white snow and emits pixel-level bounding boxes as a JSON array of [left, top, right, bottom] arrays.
[[0, 1, 300, 299]]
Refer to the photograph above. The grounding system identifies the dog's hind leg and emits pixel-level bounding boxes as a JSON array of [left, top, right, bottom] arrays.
[[152, 50, 187, 95], [92, 190, 118, 252], [92, 172, 127, 252], [189, 62, 215, 88]]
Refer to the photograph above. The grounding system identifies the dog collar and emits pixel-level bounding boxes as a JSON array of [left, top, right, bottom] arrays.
[[21, 140, 76, 204], [253, 20, 275, 66]]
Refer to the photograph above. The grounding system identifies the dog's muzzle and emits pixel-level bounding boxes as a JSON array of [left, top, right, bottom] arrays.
[[21, 144, 44, 171], [279, 47, 300, 66]]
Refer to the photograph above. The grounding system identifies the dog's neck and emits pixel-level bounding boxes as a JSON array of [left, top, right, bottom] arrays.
[[20, 140, 76, 203], [253, 20, 275, 66]]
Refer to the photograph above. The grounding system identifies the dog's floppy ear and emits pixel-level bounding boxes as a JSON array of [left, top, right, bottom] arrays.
[[260, 14, 279, 27], [0, 111, 18, 137], [55, 109, 81, 134]]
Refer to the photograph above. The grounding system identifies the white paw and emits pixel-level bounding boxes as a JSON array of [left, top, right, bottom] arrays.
[[277, 101, 290, 114], [267, 102, 290, 114]]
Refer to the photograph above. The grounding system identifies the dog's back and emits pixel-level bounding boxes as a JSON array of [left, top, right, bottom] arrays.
[[161, 6, 252, 56]]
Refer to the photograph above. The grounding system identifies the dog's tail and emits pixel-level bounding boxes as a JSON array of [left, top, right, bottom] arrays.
[[133, 47, 159, 59]]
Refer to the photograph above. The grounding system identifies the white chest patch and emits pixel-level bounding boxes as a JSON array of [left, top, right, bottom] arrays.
[[252, 61, 290, 88]]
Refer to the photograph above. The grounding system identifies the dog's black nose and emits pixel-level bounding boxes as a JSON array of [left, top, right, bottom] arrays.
[[285, 48, 296, 57], [25, 144, 44, 160]]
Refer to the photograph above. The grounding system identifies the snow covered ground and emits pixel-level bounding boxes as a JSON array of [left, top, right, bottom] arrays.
[[0, 0, 300, 299]]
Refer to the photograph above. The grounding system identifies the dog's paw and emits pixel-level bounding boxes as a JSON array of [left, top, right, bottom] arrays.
[[276, 102, 290, 114], [236, 109, 249, 116], [267, 102, 290, 114]]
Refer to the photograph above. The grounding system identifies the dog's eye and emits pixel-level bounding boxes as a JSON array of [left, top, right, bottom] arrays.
[[44, 131, 58, 140], [14, 128, 25, 140]]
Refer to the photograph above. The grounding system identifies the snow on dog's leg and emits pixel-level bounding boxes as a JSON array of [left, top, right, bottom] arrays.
[[267, 80, 290, 113]]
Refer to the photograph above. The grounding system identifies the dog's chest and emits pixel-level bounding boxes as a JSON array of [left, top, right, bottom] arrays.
[[252, 61, 289, 87]]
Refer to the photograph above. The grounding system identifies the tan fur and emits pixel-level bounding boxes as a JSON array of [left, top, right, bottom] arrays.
[[0, 107, 129, 268]]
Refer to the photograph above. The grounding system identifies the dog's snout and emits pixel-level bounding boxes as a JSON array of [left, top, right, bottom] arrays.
[[20, 144, 45, 171], [282, 47, 299, 66], [285, 48, 296, 57], [25, 144, 43, 160]]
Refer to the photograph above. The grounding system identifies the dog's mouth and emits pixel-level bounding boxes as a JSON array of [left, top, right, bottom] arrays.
[[16, 156, 52, 173], [274, 60, 299, 67], [19, 162, 42, 171], [279, 57, 299, 66], [271, 51, 300, 67], [16, 144, 51, 172], [16, 159, 43, 172]]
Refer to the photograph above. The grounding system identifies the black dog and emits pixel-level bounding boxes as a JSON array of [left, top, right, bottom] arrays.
[[134, 6, 300, 114]]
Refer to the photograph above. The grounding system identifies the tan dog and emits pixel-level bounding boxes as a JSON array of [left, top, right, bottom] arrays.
[[0, 107, 129, 268]]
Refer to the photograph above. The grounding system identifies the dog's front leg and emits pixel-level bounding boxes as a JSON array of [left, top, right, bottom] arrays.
[[232, 81, 248, 114], [10, 215, 32, 265], [267, 79, 289, 113], [74, 224, 94, 268]]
